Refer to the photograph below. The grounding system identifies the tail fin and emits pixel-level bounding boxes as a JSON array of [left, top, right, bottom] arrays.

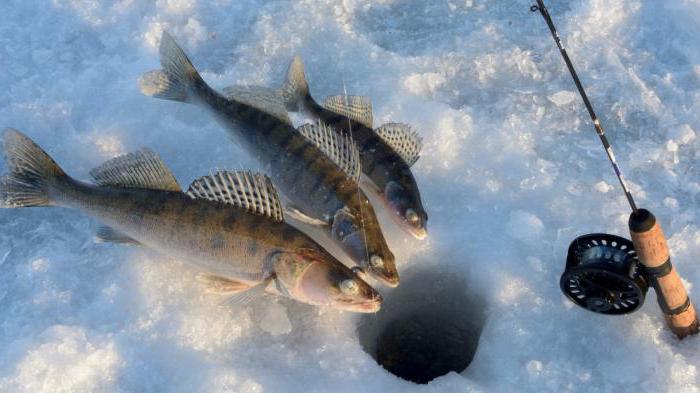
[[0, 129, 66, 208], [138, 32, 205, 103], [278, 55, 309, 110]]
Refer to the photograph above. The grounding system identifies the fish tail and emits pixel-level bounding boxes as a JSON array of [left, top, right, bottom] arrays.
[[139, 32, 205, 103], [278, 55, 309, 110], [0, 129, 68, 208]]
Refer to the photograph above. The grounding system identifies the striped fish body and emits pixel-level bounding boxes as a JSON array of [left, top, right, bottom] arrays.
[[55, 177, 314, 283], [138, 33, 398, 286], [192, 83, 352, 221], [305, 100, 415, 192]]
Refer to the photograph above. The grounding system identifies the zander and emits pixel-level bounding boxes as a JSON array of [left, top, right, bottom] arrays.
[[139, 33, 398, 287], [0, 129, 382, 312], [277, 57, 428, 240]]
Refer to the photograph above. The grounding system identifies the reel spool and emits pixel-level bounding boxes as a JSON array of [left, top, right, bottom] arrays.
[[560, 234, 648, 315]]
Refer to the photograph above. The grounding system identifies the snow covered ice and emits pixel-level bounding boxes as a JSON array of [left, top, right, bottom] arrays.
[[1, 0, 699, 391]]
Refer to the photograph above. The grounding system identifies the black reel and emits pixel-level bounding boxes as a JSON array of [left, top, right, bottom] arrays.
[[560, 233, 648, 315]]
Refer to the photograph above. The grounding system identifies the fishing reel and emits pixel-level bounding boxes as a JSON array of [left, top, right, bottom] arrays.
[[560, 233, 648, 315]]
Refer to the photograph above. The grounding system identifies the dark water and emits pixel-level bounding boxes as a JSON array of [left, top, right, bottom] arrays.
[[358, 267, 486, 384]]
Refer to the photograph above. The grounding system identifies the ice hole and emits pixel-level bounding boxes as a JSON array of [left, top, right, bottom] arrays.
[[357, 268, 486, 384]]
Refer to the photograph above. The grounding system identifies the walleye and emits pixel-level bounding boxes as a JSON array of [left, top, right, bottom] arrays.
[[0, 129, 382, 312], [139, 33, 399, 287], [278, 57, 428, 240]]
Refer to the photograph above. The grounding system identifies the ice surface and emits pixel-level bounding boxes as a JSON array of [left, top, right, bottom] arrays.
[[1, 0, 699, 392]]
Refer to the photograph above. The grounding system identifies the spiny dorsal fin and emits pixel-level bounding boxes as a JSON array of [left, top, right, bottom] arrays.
[[297, 122, 361, 183], [374, 123, 423, 166], [186, 171, 284, 222], [323, 95, 373, 128], [222, 85, 292, 126], [90, 149, 181, 191]]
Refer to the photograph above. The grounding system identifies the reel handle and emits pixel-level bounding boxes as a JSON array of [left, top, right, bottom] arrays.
[[629, 209, 699, 339]]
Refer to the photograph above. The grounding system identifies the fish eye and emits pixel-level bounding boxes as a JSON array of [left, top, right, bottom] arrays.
[[405, 208, 420, 224], [370, 255, 384, 268], [340, 279, 359, 295]]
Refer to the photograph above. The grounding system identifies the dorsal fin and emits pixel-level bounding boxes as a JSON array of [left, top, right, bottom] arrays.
[[297, 122, 361, 183], [186, 171, 284, 222], [277, 55, 309, 111], [222, 85, 292, 126], [374, 123, 423, 166], [90, 149, 181, 191], [323, 95, 373, 128]]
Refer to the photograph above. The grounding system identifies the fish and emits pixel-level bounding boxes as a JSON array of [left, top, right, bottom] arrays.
[[139, 32, 399, 287], [0, 128, 382, 313], [277, 56, 428, 240]]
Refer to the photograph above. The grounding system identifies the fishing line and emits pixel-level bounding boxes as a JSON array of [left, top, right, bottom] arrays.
[[341, 77, 372, 270], [341, 76, 378, 332]]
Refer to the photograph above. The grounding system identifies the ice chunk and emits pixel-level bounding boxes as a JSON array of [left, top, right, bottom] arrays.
[[259, 301, 292, 336], [547, 90, 577, 106], [670, 124, 696, 145], [506, 210, 544, 244], [594, 181, 613, 193]]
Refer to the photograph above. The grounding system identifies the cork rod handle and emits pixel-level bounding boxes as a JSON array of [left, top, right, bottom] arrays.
[[629, 209, 699, 339]]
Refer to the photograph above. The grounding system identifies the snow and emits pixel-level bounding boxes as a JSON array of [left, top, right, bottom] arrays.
[[1, 0, 699, 391]]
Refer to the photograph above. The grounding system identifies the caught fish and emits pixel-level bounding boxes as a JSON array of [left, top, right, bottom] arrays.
[[277, 56, 428, 240], [139, 33, 399, 287], [0, 129, 382, 312]]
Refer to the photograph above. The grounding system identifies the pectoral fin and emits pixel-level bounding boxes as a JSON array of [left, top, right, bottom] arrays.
[[221, 276, 273, 307], [95, 226, 141, 245], [284, 207, 328, 226], [197, 274, 251, 295], [331, 207, 358, 241]]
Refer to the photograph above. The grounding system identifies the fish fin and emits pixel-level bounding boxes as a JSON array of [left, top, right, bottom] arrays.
[[278, 55, 309, 111], [284, 207, 328, 226], [222, 85, 292, 125], [186, 170, 284, 222], [197, 274, 251, 295], [374, 122, 422, 166], [89, 149, 181, 191], [222, 276, 272, 307], [138, 32, 203, 102], [330, 207, 358, 241], [360, 175, 381, 195], [297, 122, 361, 183], [0, 128, 67, 208], [95, 226, 141, 245], [323, 95, 373, 128]]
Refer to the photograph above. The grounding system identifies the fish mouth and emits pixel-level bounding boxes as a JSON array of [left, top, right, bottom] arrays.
[[338, 295, 382, 313], [407, 226, 428, 240], [376, 272, 399, 288], [352, 298, 382, 313]]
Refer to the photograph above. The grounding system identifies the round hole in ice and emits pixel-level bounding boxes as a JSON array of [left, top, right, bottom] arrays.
[[357, 268, 486, 384]]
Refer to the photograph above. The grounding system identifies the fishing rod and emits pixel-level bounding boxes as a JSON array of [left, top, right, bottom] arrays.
[[531, 0, 698, 339]]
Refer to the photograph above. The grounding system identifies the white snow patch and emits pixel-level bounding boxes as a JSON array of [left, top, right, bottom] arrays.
[[594, 181, 613, 193], [547, 90, 577, 107], [0, 326, 121, 393], [506, 210, 544, 244]]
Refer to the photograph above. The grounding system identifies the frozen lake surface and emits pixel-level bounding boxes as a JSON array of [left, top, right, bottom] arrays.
[[1, 0, 699, 391]]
